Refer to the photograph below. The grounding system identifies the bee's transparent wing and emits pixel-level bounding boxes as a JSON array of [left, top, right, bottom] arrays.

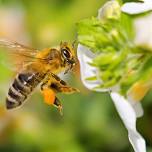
[[0, 38, 40, 71], [0, 38, 39, 58]]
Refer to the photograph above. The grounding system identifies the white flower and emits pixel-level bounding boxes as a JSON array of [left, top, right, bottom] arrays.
[[122, 0, 152, 14], [77, 1, 150, 152], [77, 44, 146, 152]]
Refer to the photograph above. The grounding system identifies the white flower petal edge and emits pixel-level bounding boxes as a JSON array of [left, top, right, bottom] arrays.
[[110, 92, 146, 152], [77, 44, 108, 92], [121, 0, 152, 14]]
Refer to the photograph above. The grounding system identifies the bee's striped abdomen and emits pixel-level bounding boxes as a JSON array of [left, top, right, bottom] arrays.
[[6, 72, 43, 109]]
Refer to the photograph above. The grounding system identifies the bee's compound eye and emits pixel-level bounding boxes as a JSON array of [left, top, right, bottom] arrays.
[[62, 49, 70, 59]]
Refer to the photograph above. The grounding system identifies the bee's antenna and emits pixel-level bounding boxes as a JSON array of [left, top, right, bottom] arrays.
[[72, 40, 77, 48], [60, 41, 63, 46]]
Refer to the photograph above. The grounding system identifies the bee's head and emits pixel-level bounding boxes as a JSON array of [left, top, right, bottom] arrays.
[[60, 41, 76, 74]]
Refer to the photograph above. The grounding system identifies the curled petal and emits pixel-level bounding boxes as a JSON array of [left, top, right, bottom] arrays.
[[127, 94, 144, 118], [130, 101, 144, 118], [121, 0, 152, 14], [110, 92, 146, 152]]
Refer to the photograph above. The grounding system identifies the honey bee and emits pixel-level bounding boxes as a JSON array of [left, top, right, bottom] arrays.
[[0, 39, 78, 114]]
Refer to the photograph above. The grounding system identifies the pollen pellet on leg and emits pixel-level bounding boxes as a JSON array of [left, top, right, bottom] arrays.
[[41, 88, 55, 105]]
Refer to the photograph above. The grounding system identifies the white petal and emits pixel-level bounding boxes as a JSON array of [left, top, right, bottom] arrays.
[[110, 92, 146, 152], [77, 44, 108, 92], [134, 13, 152, 49], [121, 2, 152, 14]]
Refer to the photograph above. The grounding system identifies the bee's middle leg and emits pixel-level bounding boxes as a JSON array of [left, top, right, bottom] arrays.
[[50, 73, 79, 93], [51, 73, 67, 86], [50, 82, 78, 94], [41, 73, 79, 93]]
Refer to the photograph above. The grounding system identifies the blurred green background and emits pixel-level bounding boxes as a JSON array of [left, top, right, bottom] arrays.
[[0, 0, 152, 152]]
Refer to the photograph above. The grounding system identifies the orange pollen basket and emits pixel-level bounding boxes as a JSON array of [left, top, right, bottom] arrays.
[[41, 88, 56, 105], [41, 88, 63, 115]]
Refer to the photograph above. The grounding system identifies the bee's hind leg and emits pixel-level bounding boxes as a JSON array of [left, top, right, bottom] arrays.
[[40, 73, 78, 115], [40, 76, 65, 115], [40, 85, 63, 115], [53, 97, 63, 115]]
